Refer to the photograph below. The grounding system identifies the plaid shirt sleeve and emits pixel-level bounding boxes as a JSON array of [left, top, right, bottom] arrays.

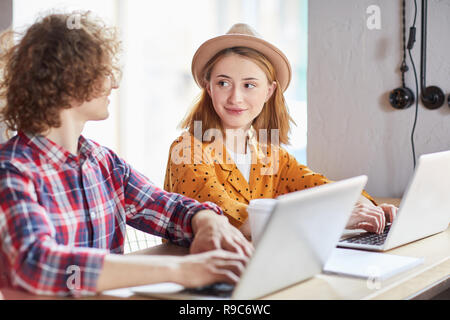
[[0, 165, 108, 296], [115, 154, 223, 247], [0, 144, 224, 297]]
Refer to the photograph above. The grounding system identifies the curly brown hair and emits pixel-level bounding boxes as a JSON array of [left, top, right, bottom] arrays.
[[0, 11, 121, 135]]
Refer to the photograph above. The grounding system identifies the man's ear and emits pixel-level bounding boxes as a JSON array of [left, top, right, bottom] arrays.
[[68, 98, 83, 108], [265, 81, 277, 102]]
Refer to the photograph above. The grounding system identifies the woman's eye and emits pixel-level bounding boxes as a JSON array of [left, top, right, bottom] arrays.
[[245, 83, 256, 89], [218, 81, 229, 87]]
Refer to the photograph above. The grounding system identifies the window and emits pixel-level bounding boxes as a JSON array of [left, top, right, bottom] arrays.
[[120, 0, 308, 185]]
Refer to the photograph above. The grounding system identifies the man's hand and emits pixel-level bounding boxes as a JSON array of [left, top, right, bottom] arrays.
[[173, 250, 249, 288], [346, 201, 398, 234], [239, 220, 252, 241], [190, 210, 254, 257]]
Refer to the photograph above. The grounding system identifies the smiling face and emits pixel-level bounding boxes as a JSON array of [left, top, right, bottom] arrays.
[[206, 53, 276, 131]]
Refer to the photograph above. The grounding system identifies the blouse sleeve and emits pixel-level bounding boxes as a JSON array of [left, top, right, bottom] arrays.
[[274, 149, 376, 204]]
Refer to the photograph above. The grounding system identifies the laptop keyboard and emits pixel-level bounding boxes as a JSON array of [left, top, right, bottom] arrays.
[[341, 224, 391, 246], [182, 282, 235, 298]]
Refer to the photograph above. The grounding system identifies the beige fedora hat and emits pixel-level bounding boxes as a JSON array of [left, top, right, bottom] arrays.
[[191, 23, 292, 92]]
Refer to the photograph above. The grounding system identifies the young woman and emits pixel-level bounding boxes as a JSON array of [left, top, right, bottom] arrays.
[[0, 12, 251, 296], [164, 23, 397, 239]]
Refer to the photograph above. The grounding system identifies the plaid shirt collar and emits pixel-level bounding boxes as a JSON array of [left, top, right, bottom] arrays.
[[19, 131, 99, 167]]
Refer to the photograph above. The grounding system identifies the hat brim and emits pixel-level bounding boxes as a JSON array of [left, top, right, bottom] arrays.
[[191, 34, 291, 92]]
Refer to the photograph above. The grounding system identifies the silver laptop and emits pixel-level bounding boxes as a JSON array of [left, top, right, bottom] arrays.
[[339, 150, 450, 252], [132, 175, 367, 300]]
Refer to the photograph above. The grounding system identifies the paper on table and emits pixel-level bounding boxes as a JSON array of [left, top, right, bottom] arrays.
[[323, 248, 424, 281]]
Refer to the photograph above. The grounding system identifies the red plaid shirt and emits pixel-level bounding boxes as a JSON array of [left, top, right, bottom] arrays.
[[0, 132, 222, 296]]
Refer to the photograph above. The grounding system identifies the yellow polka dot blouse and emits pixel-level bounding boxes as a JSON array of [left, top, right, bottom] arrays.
[[164, 133, 375, 228]]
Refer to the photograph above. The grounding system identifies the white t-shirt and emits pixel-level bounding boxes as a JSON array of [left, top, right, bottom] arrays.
[[226, 145, 252, 182]]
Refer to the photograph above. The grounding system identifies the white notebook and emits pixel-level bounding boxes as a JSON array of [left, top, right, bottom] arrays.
[[324, 248, 424, 281]]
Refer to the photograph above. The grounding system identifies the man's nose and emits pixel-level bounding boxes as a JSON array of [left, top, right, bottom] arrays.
[[111, 77, 119, 90]]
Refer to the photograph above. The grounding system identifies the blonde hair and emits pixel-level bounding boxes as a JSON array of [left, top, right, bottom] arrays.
[[180, 47, 295, 145]]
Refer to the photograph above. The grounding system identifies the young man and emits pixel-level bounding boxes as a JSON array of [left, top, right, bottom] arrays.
[[0, 12, 252, 296]]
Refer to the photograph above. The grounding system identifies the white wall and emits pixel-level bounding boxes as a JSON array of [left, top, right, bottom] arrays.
[[308, 0, 450, 198]]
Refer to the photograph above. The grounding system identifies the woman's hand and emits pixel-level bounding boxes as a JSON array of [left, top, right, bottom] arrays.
[[173, 250, 249, 288], [346, 201, 398, 234], [378, 203, 398, 224]]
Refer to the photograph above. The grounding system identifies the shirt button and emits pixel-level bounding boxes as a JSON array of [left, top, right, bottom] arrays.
[[90, 211, 96, 219]]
